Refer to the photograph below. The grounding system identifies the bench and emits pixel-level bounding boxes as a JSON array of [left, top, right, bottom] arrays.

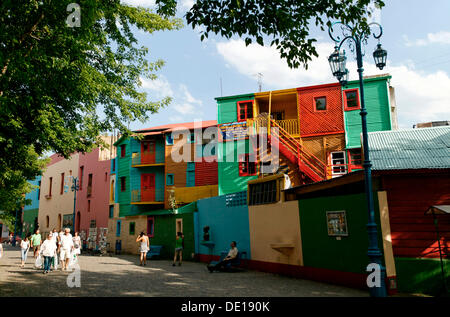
[[146, 245, 163, 259], [208, 251, 247, 272]]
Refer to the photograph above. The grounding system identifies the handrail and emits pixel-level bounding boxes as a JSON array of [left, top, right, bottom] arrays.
[[270, 119, 327, 179]]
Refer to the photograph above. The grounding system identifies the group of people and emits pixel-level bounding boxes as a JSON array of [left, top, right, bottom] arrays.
[[19, 228, 81, 274], [136, 231, 185, 267]]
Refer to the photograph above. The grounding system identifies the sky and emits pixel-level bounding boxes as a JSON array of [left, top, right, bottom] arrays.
[[120, 0, 450, 130]]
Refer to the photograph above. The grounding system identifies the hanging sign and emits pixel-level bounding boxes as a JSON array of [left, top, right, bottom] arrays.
[[218, 122, 248, 141]]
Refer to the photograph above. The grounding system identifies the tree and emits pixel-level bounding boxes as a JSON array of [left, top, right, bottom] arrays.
[[155, 0, 385, 68], [0, 0, 181, 211]]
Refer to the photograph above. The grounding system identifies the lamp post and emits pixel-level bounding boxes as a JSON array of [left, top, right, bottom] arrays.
[[327, 22, 388, 297], [71, 176, 79, 233]]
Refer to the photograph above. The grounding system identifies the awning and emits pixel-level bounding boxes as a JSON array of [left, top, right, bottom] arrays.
[[425, 205, 450, 215]]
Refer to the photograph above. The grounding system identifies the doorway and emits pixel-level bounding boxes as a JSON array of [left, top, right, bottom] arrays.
[[141, 140, 156, 164], [141, 174, 155, 202]]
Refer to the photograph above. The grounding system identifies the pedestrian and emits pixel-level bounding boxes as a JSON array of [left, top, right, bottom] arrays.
[[41, 233, 57, 274], [136, 232, 149, 266], [30, 229, 42, 259], [8, 233, 13, 245], [172, 232, 184, 267], [20, 234, 31, 268], [59, 228, 74, 271], [73, 231, 81, 258], [0, 242, 3, 259], [50, 229, 59, 271]]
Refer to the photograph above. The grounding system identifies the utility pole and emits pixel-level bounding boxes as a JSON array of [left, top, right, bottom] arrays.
[[257, 73, 263, 92]]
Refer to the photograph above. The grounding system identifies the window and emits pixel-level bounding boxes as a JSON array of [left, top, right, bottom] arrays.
[[196, 143, 216, 158], [46, 216, 49, 228], [348, 148, 363, 172], [239, 154, 257, 176], [87, 200, 91, 212], [112, 159, 115, 172], [87, 173, 93, 197], [120, 177, 126, 192], [120, 144, 126, 157], [314, 96, 327, 111], [109, 205, 114, 218], [116, 220, 121, 237], [166, 174, 174, 186], [330, 151, 347, 178], [249, 180, 278, 205], [105, 172, 108, 182], [166, 133, 174, 145], [60, 173, 65, 195], [272, 111, 285, 121], [176, 218, 183, 234], [147, 216, 155, 238], [186, 162, 195, 187], [129, 222, 135, 235], [79, 166, 84, 190], [90, 219, 96, 228], [110, 180, 115, 201], [188, 133, 195, 143], [38, 181, 41, 200], [237, 100, 254, 122], [344, 89, 360, 111], [48, 177, 53, 197]]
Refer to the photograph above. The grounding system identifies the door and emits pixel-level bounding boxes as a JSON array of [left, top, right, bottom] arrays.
[[141, 174, 155, 202], [141, 140, 156, 164], [330, 151, 347, 178]]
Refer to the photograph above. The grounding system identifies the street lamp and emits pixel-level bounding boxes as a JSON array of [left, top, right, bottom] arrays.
[[71, 176, 80, 233], [328, 22, 388, 297]]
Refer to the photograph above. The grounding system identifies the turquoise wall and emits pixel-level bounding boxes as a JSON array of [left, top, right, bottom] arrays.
[[196, 193, 251, 259], [343, 77, 392, 148], [24, 176, 41, 211]]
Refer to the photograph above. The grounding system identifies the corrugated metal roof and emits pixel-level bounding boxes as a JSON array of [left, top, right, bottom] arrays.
[[368, 126, 450, 170]]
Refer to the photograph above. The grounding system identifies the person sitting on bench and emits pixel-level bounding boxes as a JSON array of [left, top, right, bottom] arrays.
[[208, 241, 238, 272]]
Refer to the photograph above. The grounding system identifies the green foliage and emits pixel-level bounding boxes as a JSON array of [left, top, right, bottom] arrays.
[[157, 0, 385, 69], [0, 0, 181, 212]]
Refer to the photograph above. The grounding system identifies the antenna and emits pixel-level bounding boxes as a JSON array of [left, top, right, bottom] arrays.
[[257, 73, 263, 92]]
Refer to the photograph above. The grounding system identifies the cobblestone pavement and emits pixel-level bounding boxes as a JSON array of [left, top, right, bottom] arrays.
[[0, 245, 368, 297]]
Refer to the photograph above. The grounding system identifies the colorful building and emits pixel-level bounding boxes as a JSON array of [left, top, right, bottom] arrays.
[[107, 121, 219, 256], [22, 176, 41, 236], [216, 74, 397, 195]]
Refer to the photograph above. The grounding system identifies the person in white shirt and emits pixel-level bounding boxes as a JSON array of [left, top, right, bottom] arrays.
[[20, 234, 31, 268], [208, 241, 239, 272], [59, 228, 74, 271], [50, 229, 59, 270], [41, 233, 57, 274]]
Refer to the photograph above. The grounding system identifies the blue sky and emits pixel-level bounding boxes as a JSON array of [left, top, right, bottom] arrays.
[[122, 0, 450, 130]]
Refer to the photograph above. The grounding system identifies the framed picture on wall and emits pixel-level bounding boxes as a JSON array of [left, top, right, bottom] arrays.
[[326, 211, 348, 236]]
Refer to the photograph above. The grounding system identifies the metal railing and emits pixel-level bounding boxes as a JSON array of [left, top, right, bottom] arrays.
[[131, 189, 164, 203]]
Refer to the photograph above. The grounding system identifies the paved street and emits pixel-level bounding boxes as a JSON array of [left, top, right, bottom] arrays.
[[0, 245, 367, 297]]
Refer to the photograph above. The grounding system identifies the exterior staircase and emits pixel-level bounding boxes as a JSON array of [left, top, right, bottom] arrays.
[[268, 119, 327, 182]]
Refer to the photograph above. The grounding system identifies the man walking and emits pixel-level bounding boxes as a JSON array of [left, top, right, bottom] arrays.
[[30, 229, 42, 259], [59, 228, 74, 271]]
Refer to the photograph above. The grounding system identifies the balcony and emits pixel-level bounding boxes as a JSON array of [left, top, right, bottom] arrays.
[[131, 153, 164, 168], [131, 189, 164, 205], [172, 185, 218, 204]]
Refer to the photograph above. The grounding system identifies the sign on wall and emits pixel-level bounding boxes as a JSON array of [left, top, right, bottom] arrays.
[[63, 214, 73, 228], [219, 122, 248, 141], [326, 211, 348, 236]]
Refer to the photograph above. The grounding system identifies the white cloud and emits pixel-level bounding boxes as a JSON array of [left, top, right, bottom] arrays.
[[121, 0, 156, 8], [180, 0, 194, 11], [140, 77, 202, 117], [216, 39, 450, 129], [404, 31, 450, 47], [140, 76, 174, 98]]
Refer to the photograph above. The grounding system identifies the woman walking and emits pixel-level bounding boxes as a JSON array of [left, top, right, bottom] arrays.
[[20, 234, 31, 268], [172, 232, 184, 266], [73, 232, 81, 260], [136, 232, 149, 266], [41, 233, 57, 274]]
